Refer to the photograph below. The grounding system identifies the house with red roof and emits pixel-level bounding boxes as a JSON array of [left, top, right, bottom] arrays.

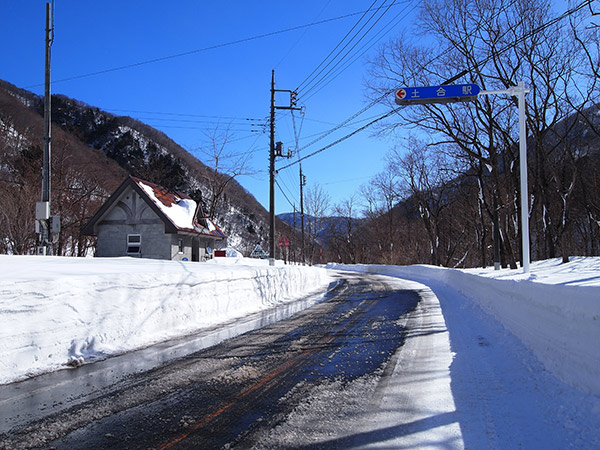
[[81, 176, 226, 261]]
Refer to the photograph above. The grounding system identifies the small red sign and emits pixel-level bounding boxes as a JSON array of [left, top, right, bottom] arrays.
[[277, 237, 290, 248], [396, 88, 407, 100]]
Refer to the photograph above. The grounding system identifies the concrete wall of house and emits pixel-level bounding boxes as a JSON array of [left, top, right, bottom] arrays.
[[170, 235, 193, 261], [197, 237, 215, 261], [169, 235, 217, 262], [95, 187, 171, 260]]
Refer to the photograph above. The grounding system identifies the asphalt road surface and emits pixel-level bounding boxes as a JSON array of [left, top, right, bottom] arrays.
[[1, 272, 423, 449]]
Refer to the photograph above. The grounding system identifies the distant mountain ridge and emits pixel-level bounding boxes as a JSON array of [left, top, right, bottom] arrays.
[[277, 212, 364, 242]]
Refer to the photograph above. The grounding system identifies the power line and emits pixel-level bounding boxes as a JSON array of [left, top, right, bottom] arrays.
[[292, 91, 390, 153], [25, 7, 394, 89], [132, 117, 265, 129], [279, 170, 300, 199], [107, 108, 267, 137], [136, 117, 264, 126], [290, 108, 305, 151], [323, 175, 374, 186], [277, 107, 398, 172], [299, 112, 387, 132], [301, 1, 418, 102], [297, 0, 517, 108], [468, 0, 593, 76], [105, 108, 265, 122], [422, 0, 586, 86], [299, 0, 399, 98], [187, 134, 265, 163], [275, 178, 297, 209], [296, 0, 380, 93], [278, 0, 592, 172], [275, 0, 333, 69], [145, 124, 264, 133]]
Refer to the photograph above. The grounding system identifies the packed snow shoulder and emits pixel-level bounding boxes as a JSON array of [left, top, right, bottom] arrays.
[[0, 255, 333, 385], [329, 257, 600, 396]]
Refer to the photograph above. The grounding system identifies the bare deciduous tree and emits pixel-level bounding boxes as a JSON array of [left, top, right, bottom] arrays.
[[389, 139, 460, 266], [193, 125, 258, 220], [329, 196, 361, 264], [366, 0, 600, 266], [361, 166, 400, 264], [304, 184, 330, 264]]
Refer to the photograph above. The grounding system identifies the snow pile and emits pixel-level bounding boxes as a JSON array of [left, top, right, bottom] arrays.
[[328, 258, 600, 396], [462, 256, 600, 286], [224, 247, 243, 258], [138, 181, 197, 229], [0, 255, 333, 385]]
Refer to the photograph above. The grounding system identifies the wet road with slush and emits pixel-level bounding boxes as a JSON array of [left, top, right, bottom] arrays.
[[0, 272, 421, 449]]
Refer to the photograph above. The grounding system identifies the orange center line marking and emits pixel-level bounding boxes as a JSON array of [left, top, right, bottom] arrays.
[[157, 347, 317, 450], [157, 296, 381, 449]]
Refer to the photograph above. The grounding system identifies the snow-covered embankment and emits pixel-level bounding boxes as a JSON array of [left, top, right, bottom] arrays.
[[328, 261, 600, 396], [0, 256, 333, 385]]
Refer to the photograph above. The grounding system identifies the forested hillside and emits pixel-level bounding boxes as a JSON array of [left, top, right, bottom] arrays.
[[346, 103, 600, 269], [0, 79, 290, 257], [282, 96, 600, 268], [302, 0, 600, 268]]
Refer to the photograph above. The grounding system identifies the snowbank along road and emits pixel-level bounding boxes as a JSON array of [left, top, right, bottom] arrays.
[[1, 272, 452, 449]]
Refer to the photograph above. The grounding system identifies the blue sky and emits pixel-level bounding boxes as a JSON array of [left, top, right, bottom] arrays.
[[1, 1, 416, 215]]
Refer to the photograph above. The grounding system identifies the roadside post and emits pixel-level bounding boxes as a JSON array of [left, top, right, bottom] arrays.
[[277, 236, 290, 264]]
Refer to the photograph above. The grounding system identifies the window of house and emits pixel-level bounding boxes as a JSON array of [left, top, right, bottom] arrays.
[[178, 239, 184, 254], [127, 234, 141, 254]]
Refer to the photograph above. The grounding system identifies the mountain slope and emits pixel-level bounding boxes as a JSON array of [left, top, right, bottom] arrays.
[[0, 79, 291, 256]]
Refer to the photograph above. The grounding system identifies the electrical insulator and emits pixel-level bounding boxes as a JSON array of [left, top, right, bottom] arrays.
[[291, 91, 298, 107]]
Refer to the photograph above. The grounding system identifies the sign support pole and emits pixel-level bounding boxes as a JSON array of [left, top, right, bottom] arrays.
[[395, 81, 531, 273], [517, 81, 531, 273], [479, 82, 530, 273]]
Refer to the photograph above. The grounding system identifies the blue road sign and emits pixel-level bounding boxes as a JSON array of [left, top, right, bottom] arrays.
[[395, 84, 480, 105]]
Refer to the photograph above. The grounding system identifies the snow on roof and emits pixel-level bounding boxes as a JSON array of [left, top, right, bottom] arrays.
[[134, 178, 225, 239], [192, 217, 225, 238], [138, 180, 197, 230]]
